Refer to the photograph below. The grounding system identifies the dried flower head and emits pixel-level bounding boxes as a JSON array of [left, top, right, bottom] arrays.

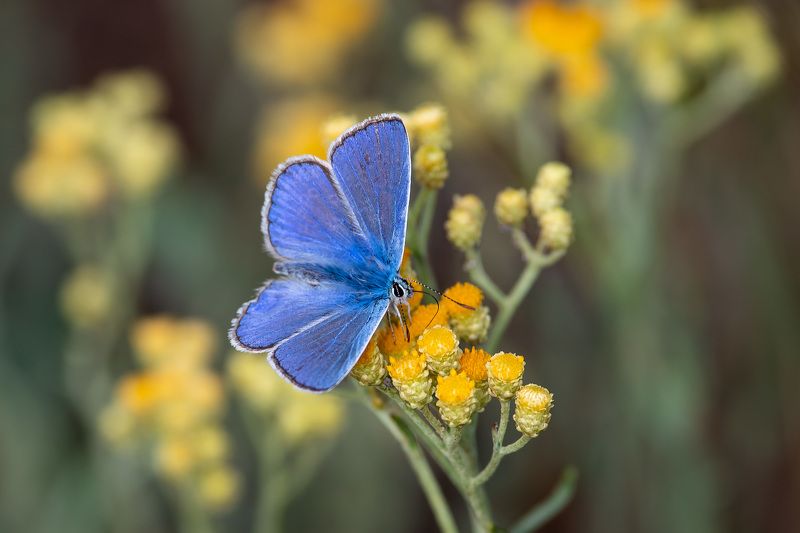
[[513, 384, 553, 438], [487, 352, 525, 400]]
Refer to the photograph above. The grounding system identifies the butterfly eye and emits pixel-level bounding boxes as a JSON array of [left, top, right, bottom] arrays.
[[392, 282, 405, 298]]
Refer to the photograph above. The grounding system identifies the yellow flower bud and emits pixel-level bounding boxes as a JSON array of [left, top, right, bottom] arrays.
[[192, 425, 231, 463], [407, 103, 451, 149], [538, 207, 573, 251], [155, 435, 195, 481], [321, 113, 357, 148], [450, 305, 491, 344], [535, 162, 571, 199], [494, 187, 528, 226], [529, 186, 561, 218], [413, 144, 448, 189], [446, 194, 485, 251], [435, 370, 477, 427], [513, 384, 553, 438], [417, 325, 460, 375], [487, 352, 525, 400], [198, 466, 241, 511], [60, 265, 114, 328], [351, 337, 386, 386], [387, 351, 433, 409]]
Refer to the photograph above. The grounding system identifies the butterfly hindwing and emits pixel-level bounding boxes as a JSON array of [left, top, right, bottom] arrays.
[[229, 278, 388, 391]]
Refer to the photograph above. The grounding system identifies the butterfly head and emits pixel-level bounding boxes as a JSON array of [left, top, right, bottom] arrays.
[[390, 277, 414, 305]]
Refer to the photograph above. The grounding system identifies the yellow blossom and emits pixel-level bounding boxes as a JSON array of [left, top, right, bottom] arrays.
[[387, 351, 433, 409], [407, 103, 451, 149], [276, 394, 345, 443], [321, 113, 357, 148], [198, 466, 241, 511], [378, 325, 414, 357], [494, 187, 528, 226], [351, 337, 386, 386], [191, 425, 231, 463], [59, 265, 114, 328], [487, 352, 525, 400], [413, 144, 449, 189], [535, 162, 571, 199], [93, 69, 165, 118], [443, 283, 483, 318], [118, 374, 163, 417], [409, 304, 450, 340], [252, 96, 338, 180], [520, 0, 603, 60], [436, 370, 477, 427], [13, 152, 109, 218], [514, 384, 554, 438], [539, 207, 573, 251], [235, 0, 380, 86], [227, 352, 284, 411], [460, 347, 491, 410], [417, 325, 460, 375], [107, 120, 179, 199], [155, 435, 195, 481], [446, 194, 485, 251], [131, 316, 216, 369]]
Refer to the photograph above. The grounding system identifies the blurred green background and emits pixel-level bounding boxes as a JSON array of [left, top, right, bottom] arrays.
[[1, 0, 799, 532]]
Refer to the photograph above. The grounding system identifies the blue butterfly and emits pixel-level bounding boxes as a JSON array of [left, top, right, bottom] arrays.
[[229, 114, 413, 392]]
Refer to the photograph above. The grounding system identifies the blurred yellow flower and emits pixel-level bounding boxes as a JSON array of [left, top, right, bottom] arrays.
[[320, 113, 358, 149], [277, 393, 345, 443], [59, 264, 115, 328], [198, 466, 241, 511], [227, 351, 285, 411], [13, 151, 109, 218], [14, 70, 179, 218], [131, 316, 216, 369], [494, 187, 528, 226], [520, 0, 603, 59], [446, 194, 485, 251], [253, 96, 338, 180], [235, 0, 381, 86]]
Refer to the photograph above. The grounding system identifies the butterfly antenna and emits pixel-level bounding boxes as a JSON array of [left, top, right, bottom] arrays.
[[410, 279, 476, 311]]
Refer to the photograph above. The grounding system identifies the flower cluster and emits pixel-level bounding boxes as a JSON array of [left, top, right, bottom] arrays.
[[100, 317, 239, 511], [227, 352, 345, 444], [351, 256, 551, 437], [13, 70, 179, 219], [449, 160, 574, 254], [406, 0, 779, 172], [235, 0, 381, 87]]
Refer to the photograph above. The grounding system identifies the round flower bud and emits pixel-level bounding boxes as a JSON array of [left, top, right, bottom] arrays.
[[198, 465, 241, 511], [320, 114, 357, 148], [486, 352, 525, 400], [459, 347, 491, 411], [387, 350, 433, 409], [450, 305, 491, 344], [538, 207, 573, 251], [351, 337, 386, 386], [417, 325, 460, 375], [413, 144, 449, 189], [529, 186, 561, 218], [446, 194, 485, 251], [408, 103, 451, 149], [60, 264, 114, 328], [535, 162, 571, 199], [435, 370, 477, 427], [494, 187, 528, 226], [513, 384, 553, 438]]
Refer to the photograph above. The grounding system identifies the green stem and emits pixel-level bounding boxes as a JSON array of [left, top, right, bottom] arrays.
[[416, 189, 439, 287], [509, 467, 578, 533], [486, 234, 564, 352], [471, 401, 511, 487], [465, 248, 506, 306], [361, 390, 459, 533], [423, 405, 447, 439]]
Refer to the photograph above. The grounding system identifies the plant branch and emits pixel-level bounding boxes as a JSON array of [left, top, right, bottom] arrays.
[[509, 467, 578, 533]]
